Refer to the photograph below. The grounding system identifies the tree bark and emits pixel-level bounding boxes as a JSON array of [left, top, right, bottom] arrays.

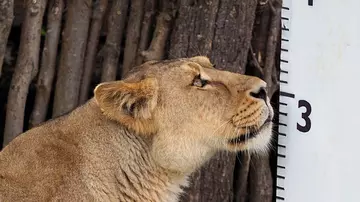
[[121, 0, 144, 77], [248, 0, 280, 98], [169, 1, 257, 201], [53, 0, 92, 117], [210, 0, 257, 72], [135, 0, 156, 65], [263, 0, 281, 97], [3, 0, 47, 147], [79, 0, 108, 104], [233, 153, 251, 202], [0, 0, 14, 78], [248, 154, 273, 202], [29, 0, 64, 127], [101, 0, 129, 82], [169, 0, 218, 59]]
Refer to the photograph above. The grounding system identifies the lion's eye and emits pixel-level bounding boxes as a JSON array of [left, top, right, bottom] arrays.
[[192, 75, 208, 87]]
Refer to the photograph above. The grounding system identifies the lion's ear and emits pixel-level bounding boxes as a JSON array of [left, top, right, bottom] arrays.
[[94, 78, 158, 135]]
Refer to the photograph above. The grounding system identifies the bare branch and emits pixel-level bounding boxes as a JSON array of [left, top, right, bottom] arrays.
[[122, 0, 145, 77], [141, 12, 172, 62], [53, 0, 92, 117], [101, 0, 129, 82], [0, 0, 14, 78], [79, 0, 108, 104], [249, 45, 264, 75], [135, 0, 156, 65], [29, 0, 64, 128], [3, 0, 47, 146]]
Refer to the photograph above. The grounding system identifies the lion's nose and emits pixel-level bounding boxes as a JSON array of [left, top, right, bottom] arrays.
[[250, 86, 267, 102]]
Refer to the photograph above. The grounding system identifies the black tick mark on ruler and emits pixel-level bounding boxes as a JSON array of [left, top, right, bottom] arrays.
[[280, 91, 295, 98], [308, 0, 313, 6], [277, 165, 285, 169]]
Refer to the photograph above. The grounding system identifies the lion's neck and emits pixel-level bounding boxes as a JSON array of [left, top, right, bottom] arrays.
[[113, 165, 189, 202], [114, 129, 189, 202], [83, 126, 189, 202]]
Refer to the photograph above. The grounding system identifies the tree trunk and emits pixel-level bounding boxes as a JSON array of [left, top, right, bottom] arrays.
[[53, 0, 92, 117], [168, 0, 257, 201], [29, 0, 64, 127], [101, 0, 129, 82], [168, 0, 217, 59], [263, 0, 281, 97], [79, 0, 108, 104], [0, 0, 14, 78], [248, 154, 273, 202], [233, 153, 251, 202], [135, 0, 156, 65], [248, 0, 280, 97], [121, 0, 144, 76], [3, 0, 47, 147]]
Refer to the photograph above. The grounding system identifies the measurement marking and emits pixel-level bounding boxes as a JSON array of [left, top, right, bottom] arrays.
[[280, 59, 289, 63], [281, 38, 289, 42], [276, 196, 285, 201], [279, 111, 287, 116], [277, 175, 285, 179], [282, 26, 289, 31], [281, 16, 289, 21], [279, 122, 287, 127], [308, 0, 313, 6], [278, 144, 286, 149], [277, 165, 286, 169], [280, 91, 295, 98], [280, 69, 288, 74], [277, 186, 285, 190], [282, 6, 289, 10], [279, 102, 287, 106], [281, 48, 288, 52], [280, 80, 288, 84], [278, 132, 286, 136]]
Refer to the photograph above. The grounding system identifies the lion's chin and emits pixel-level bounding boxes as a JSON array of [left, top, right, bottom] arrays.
[[226, 121, 273, 153]]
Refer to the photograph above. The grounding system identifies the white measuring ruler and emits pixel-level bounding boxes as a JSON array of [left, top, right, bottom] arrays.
[[276, 0, 360, 201]]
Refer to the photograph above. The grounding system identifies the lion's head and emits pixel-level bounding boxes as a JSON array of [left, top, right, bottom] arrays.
[[94, 56, 273, 173]]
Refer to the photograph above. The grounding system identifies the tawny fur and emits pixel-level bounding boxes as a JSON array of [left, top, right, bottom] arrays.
[[0, 56, 274, 202]]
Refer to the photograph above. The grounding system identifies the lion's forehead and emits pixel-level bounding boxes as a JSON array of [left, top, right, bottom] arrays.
[[126, 57, 215, 78]]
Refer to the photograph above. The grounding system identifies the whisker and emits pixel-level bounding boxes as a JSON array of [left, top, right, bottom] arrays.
[[270, 122, 281, 128], [271, 129, 284, 136], [211, 120, 231, 137], [245, 126, 248, 143], [207, 119, 231, 147]]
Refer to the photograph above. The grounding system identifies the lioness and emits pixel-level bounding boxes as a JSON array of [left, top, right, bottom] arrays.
[[0, 56, 273, 202]]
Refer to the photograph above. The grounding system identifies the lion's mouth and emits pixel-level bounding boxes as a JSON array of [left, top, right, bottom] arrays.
[[228, 117, 272, 144]]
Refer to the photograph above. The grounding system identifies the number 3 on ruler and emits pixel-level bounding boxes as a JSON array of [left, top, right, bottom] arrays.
[[297, 100, 312, 132]]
